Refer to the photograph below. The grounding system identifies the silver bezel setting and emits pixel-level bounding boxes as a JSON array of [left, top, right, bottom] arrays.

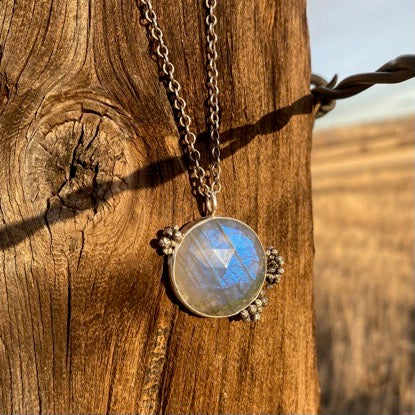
[[167, 216, 267, 318]]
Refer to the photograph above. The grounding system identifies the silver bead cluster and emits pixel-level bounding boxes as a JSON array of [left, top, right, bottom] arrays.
[[239, 247, 284, 323], [265, 247, 284, 287], [159, 225, 183, 255], [240, 290, 269, 322]]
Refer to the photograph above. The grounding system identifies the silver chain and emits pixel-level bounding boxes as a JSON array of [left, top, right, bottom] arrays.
[[139, 0, 222, 203]]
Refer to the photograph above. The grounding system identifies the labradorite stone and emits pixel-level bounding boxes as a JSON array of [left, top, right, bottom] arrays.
[[170, 217, 266, 317]]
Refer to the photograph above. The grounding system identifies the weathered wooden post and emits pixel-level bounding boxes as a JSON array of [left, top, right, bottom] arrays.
[[0, 1, 319, 413]]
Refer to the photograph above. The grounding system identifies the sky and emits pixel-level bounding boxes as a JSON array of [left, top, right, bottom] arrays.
[[308, 0, 415, 129]]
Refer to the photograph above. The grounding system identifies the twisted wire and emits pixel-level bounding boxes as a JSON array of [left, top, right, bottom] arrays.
[[311, 54, 415, 118]]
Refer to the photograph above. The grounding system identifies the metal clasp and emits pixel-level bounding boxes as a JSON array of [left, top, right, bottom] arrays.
[[205, 191, 217, 216]]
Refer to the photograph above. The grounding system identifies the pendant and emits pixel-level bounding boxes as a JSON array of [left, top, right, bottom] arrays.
[[158, 216, 284, 321]]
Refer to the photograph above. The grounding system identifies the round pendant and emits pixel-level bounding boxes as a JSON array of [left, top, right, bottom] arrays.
[[168, 217, 266, 318]]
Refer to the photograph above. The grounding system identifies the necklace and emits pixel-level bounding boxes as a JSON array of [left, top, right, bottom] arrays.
[[140, 0, 284, 322]]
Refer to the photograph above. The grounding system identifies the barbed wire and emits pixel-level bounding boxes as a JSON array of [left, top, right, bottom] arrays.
[[311, 54, 415, 118]]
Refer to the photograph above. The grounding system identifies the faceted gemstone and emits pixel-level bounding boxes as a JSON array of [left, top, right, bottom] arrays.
[[170, 217, 266, 317]]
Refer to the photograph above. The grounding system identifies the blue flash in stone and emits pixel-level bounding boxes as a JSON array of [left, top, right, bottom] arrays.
[[169, 217, 266, 318]]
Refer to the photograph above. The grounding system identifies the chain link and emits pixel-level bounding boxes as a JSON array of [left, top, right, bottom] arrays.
[[139, 0, 221, 197]]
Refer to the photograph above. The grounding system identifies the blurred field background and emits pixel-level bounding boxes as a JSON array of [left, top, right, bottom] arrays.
[[312, 115, 414, 414]]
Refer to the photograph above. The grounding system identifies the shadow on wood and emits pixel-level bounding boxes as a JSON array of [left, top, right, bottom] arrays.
[[0, 95, 312, 251]]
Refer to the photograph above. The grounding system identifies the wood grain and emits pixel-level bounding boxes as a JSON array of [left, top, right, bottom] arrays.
[[0, 0, 319, 413]]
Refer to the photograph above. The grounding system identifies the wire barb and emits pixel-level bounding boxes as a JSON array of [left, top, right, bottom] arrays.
[[311, 54, 415, 118]]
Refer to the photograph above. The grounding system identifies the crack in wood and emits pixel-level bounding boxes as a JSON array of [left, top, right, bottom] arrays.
[[140, 324, 173, 413]]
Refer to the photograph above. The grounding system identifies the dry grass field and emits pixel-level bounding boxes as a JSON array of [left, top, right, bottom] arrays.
[[311, 116, 414, 415]]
